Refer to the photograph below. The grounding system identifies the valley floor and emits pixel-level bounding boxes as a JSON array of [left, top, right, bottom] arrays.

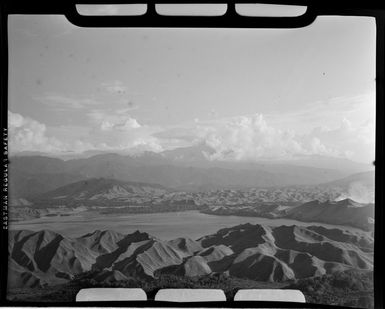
[[9, 210, 369, 240]]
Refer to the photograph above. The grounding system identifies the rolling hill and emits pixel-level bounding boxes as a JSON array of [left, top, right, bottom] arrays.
[[286, 198, 374, 231], [202, 198, 374, 231], [8, 223, 373, 289]]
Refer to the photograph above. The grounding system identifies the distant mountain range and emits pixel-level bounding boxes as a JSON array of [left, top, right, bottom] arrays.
[[15, 169, 373, 206], [203, 198, 374, 231], [34, 178, 168, 202], [8, 223, 373, 289], [9, 144, 374, 200], [13, 144, 373, 173]]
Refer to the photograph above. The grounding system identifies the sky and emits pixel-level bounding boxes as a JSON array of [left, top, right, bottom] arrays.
[[7, 11, 376, 164]]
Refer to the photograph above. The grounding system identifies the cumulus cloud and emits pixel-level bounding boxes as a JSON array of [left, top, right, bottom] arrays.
[[8, 110, 162, 155], [89, 127, 163, 154], [305, 118, 375, 162], [194, 114, 304, 161], [87, 108, 141, 131], [183, 113, 375, 163], [8, 108, 374, 163], [100, 118, 141, 131], [8, 112, 105, 155], [86, 108, 163, 153], [8, 111, 64, 153]]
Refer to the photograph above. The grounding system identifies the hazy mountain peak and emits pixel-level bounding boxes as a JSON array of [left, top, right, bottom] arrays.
[[336, 198, 365, 208], [160, 143, 215, 161]]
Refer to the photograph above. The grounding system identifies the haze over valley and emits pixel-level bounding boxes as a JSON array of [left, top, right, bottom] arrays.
[[9, 147, 374, 230]]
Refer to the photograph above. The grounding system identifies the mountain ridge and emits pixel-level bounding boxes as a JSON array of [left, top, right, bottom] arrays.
[[33, 178, 168, 202], [11, 144, 373, 173], [9, 151, 372, 200], [8, 223, 373, 289]]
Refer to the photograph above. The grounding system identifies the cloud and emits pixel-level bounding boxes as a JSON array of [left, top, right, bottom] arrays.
[[171, 113, 375, 163], [101, 118, 141, 131], [89, 126, 163, 154], [305, 118, 375, 162], [38, 94, 101, 110], [87, 108, 141, 130], [265, 92, 375, 133], [8, 111, 64, 153], [86, 108, 163, 153], [8, 108, 374, 163], [154, 127, 200, 143], [195, 114, 305, 161], [101, 80, 127, 94], [8, 110, 161, 155], [8, 111, 104, 155]]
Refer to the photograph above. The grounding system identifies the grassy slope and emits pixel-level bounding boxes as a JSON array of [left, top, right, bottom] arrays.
[[7, 271, 373, 308]]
